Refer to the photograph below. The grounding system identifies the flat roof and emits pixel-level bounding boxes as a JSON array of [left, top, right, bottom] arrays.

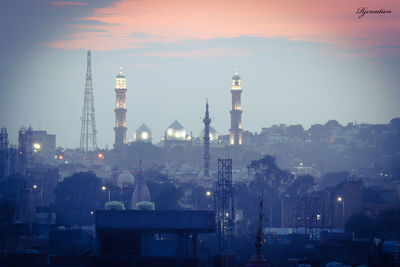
[[96, 210, 215, 233]]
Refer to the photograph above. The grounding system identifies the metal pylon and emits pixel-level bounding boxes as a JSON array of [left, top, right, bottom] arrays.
[[80, 50, 97, 151]]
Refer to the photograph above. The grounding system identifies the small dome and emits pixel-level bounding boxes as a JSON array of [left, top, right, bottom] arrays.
[[134, 123, 152, 143], [116, 67, 125, 78], [166, 120, 186, 141], [117, 171, 135, 188], [200, 126, 219, 143]]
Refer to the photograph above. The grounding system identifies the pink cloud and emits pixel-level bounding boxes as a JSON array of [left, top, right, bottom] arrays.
[[51, 1, 87, 6], [134, 48, 252, 58], [45, 0, 400, 54]]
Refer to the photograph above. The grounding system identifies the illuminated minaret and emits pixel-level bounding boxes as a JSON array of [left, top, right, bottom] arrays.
[[114, 67, 127, 148], [203, 100, 211, 177], [229, 69, 243, 146]]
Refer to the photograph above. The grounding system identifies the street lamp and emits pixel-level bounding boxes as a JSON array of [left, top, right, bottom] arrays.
[[337, 196, 344, 229], [102, 186, 111, 202], [206, 190, 211, 197], [33, 185, 43, 210]]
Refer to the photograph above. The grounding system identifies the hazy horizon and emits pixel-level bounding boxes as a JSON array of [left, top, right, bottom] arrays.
[[1, 0, 399, 148]]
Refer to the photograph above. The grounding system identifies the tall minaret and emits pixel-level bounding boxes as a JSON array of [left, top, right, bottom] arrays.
[[203, 100, 211, 177], [114, 67, 127, 148], [229, 69, 243, 146]]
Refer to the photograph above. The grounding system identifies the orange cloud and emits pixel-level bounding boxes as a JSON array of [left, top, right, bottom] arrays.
[[45, 0, 400, 53]]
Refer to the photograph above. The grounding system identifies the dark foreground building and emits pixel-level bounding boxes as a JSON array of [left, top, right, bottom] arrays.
[[92, 210, 215, 267], [1, 210, 217, 267]]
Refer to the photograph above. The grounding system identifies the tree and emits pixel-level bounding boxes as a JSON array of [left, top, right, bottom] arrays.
[[53, 172, 103, 226], [145, 169, 182, 210], [319, 171, 350, 188], [287, 174, 315, 196], [248, 155, 294, 198], [248, 155, 295, 226], [180, 183, 212, 210]]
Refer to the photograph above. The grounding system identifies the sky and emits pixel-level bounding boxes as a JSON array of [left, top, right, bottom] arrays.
[[0, 0, 399, 148]]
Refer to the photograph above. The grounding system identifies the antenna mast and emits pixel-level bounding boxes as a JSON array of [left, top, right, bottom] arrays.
[[80, 50, 98, 151]]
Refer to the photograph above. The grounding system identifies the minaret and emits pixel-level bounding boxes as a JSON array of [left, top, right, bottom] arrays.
[[203, 100, 211, 177], [229, 69, 243, 146], [114, 67, 127, 148]]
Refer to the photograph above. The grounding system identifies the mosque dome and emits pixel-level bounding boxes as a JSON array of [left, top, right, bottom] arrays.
[[200, 126, 219, 143], [166, 120, 187, 141], [117, 171, 135, 188], [134, 123, 152, 143]]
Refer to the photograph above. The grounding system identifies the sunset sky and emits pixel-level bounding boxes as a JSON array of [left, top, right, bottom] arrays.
[[1, 0, 400, 148]]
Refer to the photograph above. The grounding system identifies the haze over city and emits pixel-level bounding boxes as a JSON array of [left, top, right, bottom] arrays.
[[1, 0, 400, 148], [2, 1, 400, 266]]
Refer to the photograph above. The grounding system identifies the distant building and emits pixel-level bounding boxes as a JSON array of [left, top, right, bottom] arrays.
[[18, 126, 56, 170], [0, 127, 9, 178], [114, 67, 127, 148], [229, 69, 243, 146]]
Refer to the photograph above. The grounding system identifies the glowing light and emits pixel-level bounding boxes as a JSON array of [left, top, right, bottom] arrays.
[[299, 162, 303, 167], [337, 197, 343, 202], [98, 153, 104, 159], [206, 191, 211, 197], [33, 143, 41, 150], [225, 212, 229, 218], [33, 185, 37, 189], [58, 155, 63, 160], [90, 211, 94, 215], [102, 186, 107, 191], [317, 214, 321, 220], [141, 132, 149, 140]]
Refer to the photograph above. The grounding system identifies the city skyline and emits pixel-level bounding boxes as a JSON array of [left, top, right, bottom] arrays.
[[1, 0, 399, 148]]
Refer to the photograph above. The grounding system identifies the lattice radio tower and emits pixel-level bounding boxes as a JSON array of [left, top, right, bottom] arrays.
[[80, 50, 98, 151], [216, 158, 235, 254]]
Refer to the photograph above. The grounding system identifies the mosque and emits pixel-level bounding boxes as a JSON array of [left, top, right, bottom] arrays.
[[111, 68, 244, 148], [110, 68, 246, 179]]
